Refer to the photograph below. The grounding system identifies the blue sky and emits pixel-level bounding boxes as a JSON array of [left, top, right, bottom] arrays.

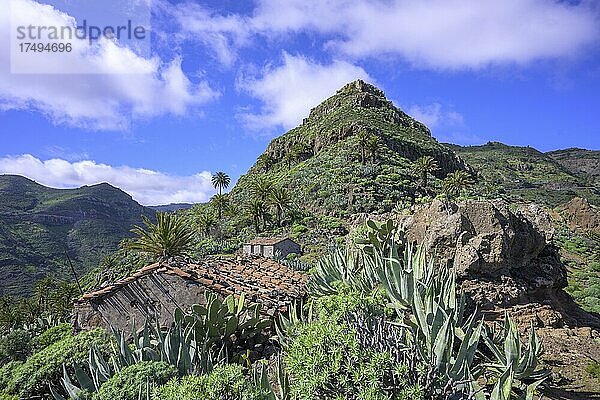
[[0, 0, 599, 204]]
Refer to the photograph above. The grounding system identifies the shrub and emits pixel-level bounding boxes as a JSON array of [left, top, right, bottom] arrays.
[[285, 317, 418, 400], [7, 328, 111, 398], [154, 364, 268, 400], [291, 224, 308, 235], [0, 361, 21, 393], [31, 323, 72, 352], [0, 330, 31, 364], [96, 361, 177, 400], [587, 361, 600, 380]]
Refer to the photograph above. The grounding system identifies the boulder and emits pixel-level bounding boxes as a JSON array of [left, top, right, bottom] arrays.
[[399, 199, 567, 310]]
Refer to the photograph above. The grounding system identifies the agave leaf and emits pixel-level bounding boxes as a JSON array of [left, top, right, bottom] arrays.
[[73, 363, 95, 391]]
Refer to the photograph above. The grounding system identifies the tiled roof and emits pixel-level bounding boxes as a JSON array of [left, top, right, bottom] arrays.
[[245, 237, 291, 246], [77, 255, 307, 311]]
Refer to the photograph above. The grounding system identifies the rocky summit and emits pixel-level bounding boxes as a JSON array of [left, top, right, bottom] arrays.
[[231, 80, 473, 218]]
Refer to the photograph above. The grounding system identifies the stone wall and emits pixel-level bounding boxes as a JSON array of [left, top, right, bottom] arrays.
[[273, 239, 301, 257], [74, 272, 208, 335]]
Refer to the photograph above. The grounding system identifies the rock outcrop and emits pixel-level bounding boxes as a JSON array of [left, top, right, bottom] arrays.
[[558, 197, 600, 234], [399, 199, 599, 328]]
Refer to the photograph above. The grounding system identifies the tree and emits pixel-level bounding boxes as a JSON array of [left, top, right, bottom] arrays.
[[211, 172, 231, 196], [127, 212, 195, 260], [257, 154, 275, 172], [283, 152, 294, 170], [291, 142, 313, 164], [356, 131, 372, 165], [250, 177, 273, 202], [196, 210, 216, 236], [245, 198, 268, 233], [270, 186, 293, 227], [442, 170, 474, 200], [211, 194, 229, 220], [412, 156, 439, 189], [365, 134, 380, 164]]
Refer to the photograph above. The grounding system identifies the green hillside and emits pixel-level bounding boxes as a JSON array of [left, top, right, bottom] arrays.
[[231, 80, 472, 217], [0, 175, 152, 296], [449, 142, 600, 206]]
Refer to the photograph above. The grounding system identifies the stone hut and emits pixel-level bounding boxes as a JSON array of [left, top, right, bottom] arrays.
[[242, 237, 301, 258], [73, 255, 307, 335]]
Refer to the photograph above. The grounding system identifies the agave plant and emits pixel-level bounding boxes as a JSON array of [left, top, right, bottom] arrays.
[[252, 356, 291, 400], [308, 248, 380, 296], [274, 300, 313, 348], [309, 219, 550, 399], [53, 292, 272, 399], [374, 231, 549, 399]]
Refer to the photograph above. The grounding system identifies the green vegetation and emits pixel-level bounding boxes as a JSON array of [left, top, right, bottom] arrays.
[[127, 212, 196, 260], [560, 231, 600, 314], [211, 172, 231, 196], [6, 328, 110, 398], [155, 365, 269, 400], [96, 361, 178, 400], [449, 142, 600, 207], [587, 361, 600, 380], [0, 175, 152, 297], [412, 155, 438, 190]]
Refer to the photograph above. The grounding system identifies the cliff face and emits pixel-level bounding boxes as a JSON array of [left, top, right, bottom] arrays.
[[0, 175, 153, 296]]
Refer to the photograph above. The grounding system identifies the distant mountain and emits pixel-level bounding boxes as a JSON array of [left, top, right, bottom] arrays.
[[0, 175, 153, 296], [449, 142, 600, 206], [148, 203, 194, 212], [547, 148, 600, 179]]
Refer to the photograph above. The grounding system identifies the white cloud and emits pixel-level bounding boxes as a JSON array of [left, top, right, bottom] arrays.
[[408, 103, 464, 129], [0, 0, 218, 130], [171, 3, 250, 66], [0, 154, 216, 205], [253, 0, 599, 69], [238, 53, 371, 130], [178, 0, 598, 70]]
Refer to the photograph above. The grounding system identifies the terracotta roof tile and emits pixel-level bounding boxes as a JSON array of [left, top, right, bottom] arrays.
[[245, 236, 293, 246], [77, 254, 308, 310]]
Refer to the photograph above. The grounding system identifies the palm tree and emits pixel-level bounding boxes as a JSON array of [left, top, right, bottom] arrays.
[[270, 186, 293, 227], [196, 210, 216, 236], [365, 134, 380, 164], [412, 156, 439, 189], [442, 170, 474, 200], [245, 198, 268, 233], [211, 193, 229, 219], [211, 172, 231, 195], [356, 131, 371, 164], [257, 154, 275, 172], [250, 177, 273, 201], [283, 152, 294, 170], [127, 212, 195, 260]]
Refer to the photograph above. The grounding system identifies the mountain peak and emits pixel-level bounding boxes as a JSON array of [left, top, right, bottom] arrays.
[[337, 79, 386, 97]]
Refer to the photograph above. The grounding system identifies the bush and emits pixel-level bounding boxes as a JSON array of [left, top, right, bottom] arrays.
[[7, 328, 111, 398], [0, 361, 21, 393], [285, 317, 419, 400], [154, 364, 268, 400], [0, 330, 31, 364], [31, 323, 72, 352], [284, 289, 420, 400], [96, 361, 178, 400], [587, 361, 600, 380]]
